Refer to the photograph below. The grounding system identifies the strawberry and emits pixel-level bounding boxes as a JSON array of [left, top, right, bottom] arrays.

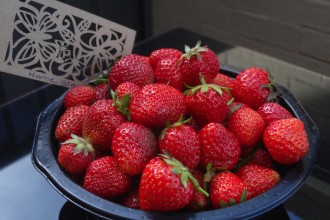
[[186, 170, 208, 212], [83, 156, 132, 199], [209, 171, 247, 208], [111, 122, 158, 176], [149, 48, 182, 69], [243, 147, 274, 169], [184, 78, 232, 127], [231, 67, 272, 110], [63, 85, 96, 108], [108, 54, 154, 90], [178, 41, 219, 87], [57, 134, 95, 176], [139, 152, 208, 211], [226, 105, 265, 149], [158, 116, 201, 170], [120, 188, 140, 209], [211, 73, 234, 89], [129, 83, 186, 129], [94, 82, 110, 100], [263, 118, 309, 164], [257, 102, 293, 126], [154, 58, 183, 91], [116, 82, 140, 101], [199, 123, 241, 170], [82, 99, 127, 153], [55, 105, 90, 142], [236, 164, 280, 199]]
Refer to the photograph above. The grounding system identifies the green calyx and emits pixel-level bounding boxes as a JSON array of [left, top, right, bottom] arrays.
[[110, 90, 131, 121], [63, 134, 95, 156], [261, 67, 280, 102], [179, 41, 208, 62], [160, 150, 209, 197], [160, 115, 191, 140]]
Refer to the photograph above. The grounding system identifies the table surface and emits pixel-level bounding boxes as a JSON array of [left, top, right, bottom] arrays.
[[0, 27, 314, 220]]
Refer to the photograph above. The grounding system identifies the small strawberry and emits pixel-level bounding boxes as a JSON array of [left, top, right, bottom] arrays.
[[184, 77, 232, 127], [149, 48, 182, 69], [94, 82, 110, 100], [209, 171, 247, 209], [55, 105, 90, 142], [199, 123, 241, 170], [115, 82, 140, 101], [139, 152, 208, 211], [63, 85, 96, 109], [243, 147, 274, 169], [178, 41, 219, 87], [257, 102, 293, 126], [158, 116, 201, 170], [186, 170, 208, 212], [154, 58, 183, 91], [263, 118, 309, 164], [129, 83, 186, 129], [83, 156, 132, 199], [120, 188, 140, 209], [231, 67, 273, 110], [108, 54, 154, 90], [211, 73, 234, 89], [111, 122, 158, 176], [236, 164, 280, 199], [226, 105, 265, 149], [57, 134, 95, 176]]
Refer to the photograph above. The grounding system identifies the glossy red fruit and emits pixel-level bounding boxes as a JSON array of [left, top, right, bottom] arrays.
[[186, 170, 208, 212], [149, 48, 182, 69], [120, 188, 140, 209], [226, 105, 265, 149], [129, 83, 186, 129], [263, 118, 309, 164], [257, 102, 293, 126], [112, 122, 158, 176], [237, 164, 280, 199], [199, 123, 241, 170], [55, 105, 90, 142], [243, 147, 274, 169], [108, 54, 154, 90], [83, 156, 132, 199], [210, 171, 247, 209], [63, 85, 96, 108], [178, 41, 219, 87], [94, 82, 110, 100], [211, 73, 234, 89], [116, 82, 140, 101], [231, 67, 271, 110], [154, 58, 183, 91]]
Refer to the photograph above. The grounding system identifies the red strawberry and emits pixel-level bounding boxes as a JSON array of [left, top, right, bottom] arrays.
[[236, 164, 280, 199], [83, 156, 132, 199], [55, 105, 90, 142], [244, 147, 274, 169], [231, 67, 272, 110], [129, 83, 186, 129], [111, 122, 158, 176], [108, 54, 154, 90], [263, 118, 309, 164], [199, 123, 241, 170], [149, 48, 182, 69], [57, 134, 95, 175], [154, 58, 183, 91], [120, 188, 140, 209], [257, 102, 293, 126], [186, 170, 208, 212], [82, 99, 127, 153], [158, 116, 201, 170], [209, 171, 247, 208], [116, 82, 140, 101], [184, 78, 231, 127], [178, 41, 219, 87], [226, 105, 265, 149], [94, 82, 110, 100], [63, 85, 96, 108], [211, 73, 234, 89], [139, 153, 208, 211]]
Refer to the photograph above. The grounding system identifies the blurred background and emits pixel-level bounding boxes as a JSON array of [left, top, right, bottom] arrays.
[[1, 0, 329, 219]]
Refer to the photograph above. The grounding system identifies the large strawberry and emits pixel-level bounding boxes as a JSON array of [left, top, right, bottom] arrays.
[[149, 48, 182, 69], [209, 171, 247, 209], [231, 67, 273, 110], [158, 116, 201, 170], [184, 77, 231, 127], [63, 85, 96, 109], [154, 58, 183, 91], [263, 118, 309, 164], [83, 156, 132, 199], [55, 105, 90, 142], [236, 164, 280, 199], [129, 83, 186, 129], [108, 54, 154, 90], [111, 122, 158, 176], [257, 102, 293, 126], [139, 152, 208, 211], [199, 122, 241, 170], [178, 41, 219, 87]]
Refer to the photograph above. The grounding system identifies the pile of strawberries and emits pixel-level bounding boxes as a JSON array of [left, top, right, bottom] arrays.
[[54, 41, 309, 212]]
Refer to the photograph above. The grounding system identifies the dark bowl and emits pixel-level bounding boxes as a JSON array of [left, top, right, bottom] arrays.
[[32, 64, 320, 220]]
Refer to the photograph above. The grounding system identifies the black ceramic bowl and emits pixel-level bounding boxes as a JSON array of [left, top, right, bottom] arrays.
[[32, 64, 320, 220]]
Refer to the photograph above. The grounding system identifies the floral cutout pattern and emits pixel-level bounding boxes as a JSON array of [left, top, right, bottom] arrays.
[[5, 0, 133, 87]]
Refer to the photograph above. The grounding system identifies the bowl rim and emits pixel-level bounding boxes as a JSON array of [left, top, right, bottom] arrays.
[[31, 64, 320, 220]]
